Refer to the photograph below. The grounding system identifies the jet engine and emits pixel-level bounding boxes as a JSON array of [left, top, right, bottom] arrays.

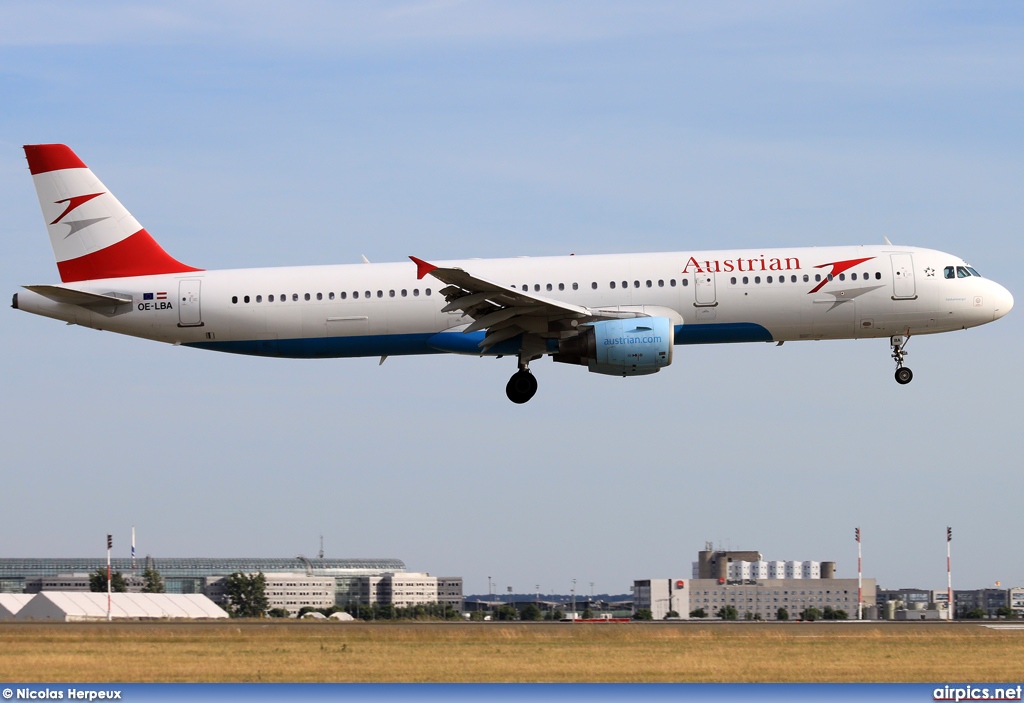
[[553, 317, 674, 376]]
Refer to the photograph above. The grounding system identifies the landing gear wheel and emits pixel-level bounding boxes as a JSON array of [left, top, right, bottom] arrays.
[[894, 367, 913, 385], [506, 370, 538, 404]]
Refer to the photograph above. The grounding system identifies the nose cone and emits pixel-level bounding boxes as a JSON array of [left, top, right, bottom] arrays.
[[993, 283, 1014, 320]]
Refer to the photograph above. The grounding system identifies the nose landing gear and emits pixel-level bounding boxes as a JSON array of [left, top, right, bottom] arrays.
[[891, 335, 913, 385], [506, 358, 539, 404]]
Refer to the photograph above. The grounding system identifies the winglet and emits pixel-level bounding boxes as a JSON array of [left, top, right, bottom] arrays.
[[409, 256, 438, 280]]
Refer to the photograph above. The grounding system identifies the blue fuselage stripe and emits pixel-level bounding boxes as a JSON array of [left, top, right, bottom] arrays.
[[184, 323, 773, 359]]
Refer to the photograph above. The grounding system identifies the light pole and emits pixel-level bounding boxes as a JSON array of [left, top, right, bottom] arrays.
[[571, 578, 577, 619]]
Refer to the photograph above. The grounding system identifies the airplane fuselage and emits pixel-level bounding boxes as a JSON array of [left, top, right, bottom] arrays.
[[14, 245, 1010, 359], [13, 144, 1013, 403]]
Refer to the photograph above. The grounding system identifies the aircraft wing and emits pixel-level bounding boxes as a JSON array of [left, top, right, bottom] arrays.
[[410, 256, 592, 353]]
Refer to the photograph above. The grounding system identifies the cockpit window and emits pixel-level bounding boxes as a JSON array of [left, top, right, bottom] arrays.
[[945, 265, 982, 279]]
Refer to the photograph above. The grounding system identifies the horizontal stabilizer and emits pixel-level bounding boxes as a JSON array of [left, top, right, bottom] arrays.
[[24, 285, 132, 308]]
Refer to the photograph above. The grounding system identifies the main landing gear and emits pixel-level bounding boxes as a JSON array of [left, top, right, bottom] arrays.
[[506, 358, 538, 404], [891, 335, 913, 385]]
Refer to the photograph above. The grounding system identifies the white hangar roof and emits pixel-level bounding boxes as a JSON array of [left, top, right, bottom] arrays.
[[0, 593, 34, 620], [15, 592, 229, 621]]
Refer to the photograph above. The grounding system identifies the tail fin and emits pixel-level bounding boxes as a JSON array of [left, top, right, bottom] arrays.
[[23, 144, 201, 282]]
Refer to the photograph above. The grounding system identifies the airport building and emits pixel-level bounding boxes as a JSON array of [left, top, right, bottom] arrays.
[[637, 548, 875, 620], [354, 573, 464, 610], [0, 557, 406, 607], [205, 573, 336, 616], [0, 559, 463, 613]]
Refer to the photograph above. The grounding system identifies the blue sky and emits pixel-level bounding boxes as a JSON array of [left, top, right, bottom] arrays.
[[1, 2, 1022, 596]]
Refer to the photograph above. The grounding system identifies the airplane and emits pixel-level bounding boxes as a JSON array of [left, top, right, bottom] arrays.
[[12, 144, 1014, 403]]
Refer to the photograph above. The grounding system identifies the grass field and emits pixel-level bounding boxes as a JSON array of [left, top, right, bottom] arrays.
[[1, 621, 1023, 683]]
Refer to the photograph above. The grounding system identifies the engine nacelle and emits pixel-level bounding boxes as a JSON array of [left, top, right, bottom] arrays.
[[553, 317, 674, 376]]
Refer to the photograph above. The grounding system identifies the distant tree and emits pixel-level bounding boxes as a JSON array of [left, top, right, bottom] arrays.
[[297, 606, 317, 619], [520, 603, 543, 621], [496, 604, 519, 621], [469, 609, 487, 621], [223, 572, 269, 618], [545, 608, 565, 621], [716, 605, 738, 620], [743, 611, 755, 620], [800, 607, 823, 622], [833, 609, 849, 620], [141, 567, 165, 593], [267, 608, 291, 618], [776, 608, 789, 621], [633, 608, 653, 621], [964, 608, 987, 620], [996, 606, 1014, 620], [664, 610, 679, 620], [89, 569, 127, 593], [582, 606, 594, 620], [689, 608, 708, 619]]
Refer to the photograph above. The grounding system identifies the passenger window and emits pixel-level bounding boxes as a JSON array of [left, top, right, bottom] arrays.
[[754, 276, 761, 284], [730, 277, 737, 285], [610, 281, 616, 289], [389, 290, 395, 298], [413, 289, 419, 296], [803, 275, 809, 283], [341, 292, 347, 299], [658, 280, 664, 287], [670, 279, 676, 287], [292, 293, 299, 301], [591, 282, 597, 289], [401, 290, 407, 297], [546, 284, 552, 291], [850, 273, 857, 281], [256, 295, 262, 303], [353, 291, 359, 299], [317, 293, 323, 300], [767, 276, 773, 283], [232, 296, 238, 304], [791, 275, 797, 283], [304, 293, 311, 301], [244, 295, 250, 303], [742, 276, 749, 284], [875, 272, 881, 279], [622, 281, 628, 289], [572, 283, 578, 290], [815, 274, 821, 282], [558, 283, 564, 291], [682, 279, 688, 286], [364, 291, 371, 298], [522, 285, 528, 291], [534, 284, 540, 292], [269, 295, 275, 302], [426, 289, 431, 296], [329, 292, 335, 300], [838, 274, 845, 281], [633, 281, 639, 288]]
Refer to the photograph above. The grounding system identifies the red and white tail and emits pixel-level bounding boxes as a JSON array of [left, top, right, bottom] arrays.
[[23, 144, 201, 282]]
